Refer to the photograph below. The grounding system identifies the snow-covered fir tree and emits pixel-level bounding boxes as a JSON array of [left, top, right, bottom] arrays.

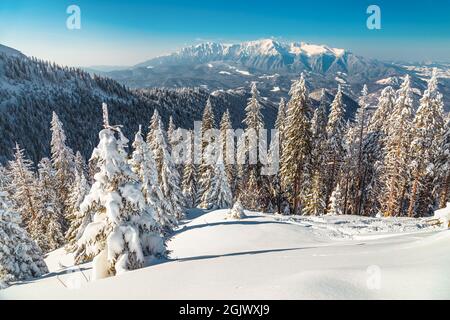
[[303, 89, 328, 216], [368, 86, 396, 135], [65, 172, 91, 255], [241, 82, 268, 210], [380, 76, 414, 217], [408, 69, 445, 217], [324, 85, 346, 211], [280, 74, 312, 214], [197, 98, 217, 202], [6, 144, 39, 231], [147, 109, 185, 221], [226, 200, 246, 220], [181, 130, 198, 208], [199, 149, 233, 210], [436, 115, 450, 208], [131, 126, 176, 232], [50, 112, 75, 230], [77, 104, 164, 280], [167, 116, 176, 148], [327, 184, 343, 216], [0, 190, 48, 289], [365, 86, 396, 216], [219, 109, 236, 195], [275, 97, 287, 144], [74, 151, 88, 180], [32, 157, 65, 252], [344, 85, 372, 216]]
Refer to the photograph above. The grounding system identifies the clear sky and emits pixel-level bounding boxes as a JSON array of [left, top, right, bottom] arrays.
[[0, 0, 449, 67]]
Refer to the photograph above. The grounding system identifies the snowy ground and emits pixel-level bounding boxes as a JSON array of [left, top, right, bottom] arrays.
[[1, 209, 449, 299]]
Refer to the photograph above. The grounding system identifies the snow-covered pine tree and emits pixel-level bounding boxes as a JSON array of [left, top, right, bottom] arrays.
[[266, 130, 286, 214], [167, 116, 176, 149], [380, 76, 414, 217], [280, 74, 312, 214], [324, 85, 346, 211], [131, 125, 176, 232], [6, 143, 39, 231], [241, 82, 268, 210], [199, 149, 233, 210], [226, 200, 246, 220], [408, 69, 445, 217], [0, 190, 48, 289], [365, 86, 396, 216], [353, 85, 371, 215], [32, 157, 65, 252], [197, 98, 217, 203], [275, 97, 287, 144], [77, 104, 164, 279], [303, 173, 326, 216], [0, 165, 10, 191], [327, 184, 343, 215], [181, 130, 198, 208], [436, 115, 450, 208], [368, 86, 395, 135], [303, 89, 328, 216], [147, 109, 185, 221], [219, 109, 236, 194], [50, 112, 75, 230], [65, 172, 91, 255], [74, 151, 88, 179]]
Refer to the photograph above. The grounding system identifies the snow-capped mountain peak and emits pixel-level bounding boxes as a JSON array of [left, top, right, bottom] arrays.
[[135, 39, 350, 69], [290, 42, 345, 57]]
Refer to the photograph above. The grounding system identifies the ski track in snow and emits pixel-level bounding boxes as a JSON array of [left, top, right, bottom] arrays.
[[1, 209, 449, 299]]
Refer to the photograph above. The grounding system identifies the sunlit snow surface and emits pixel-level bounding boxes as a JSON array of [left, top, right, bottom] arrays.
[[1, 209, 449, 299]]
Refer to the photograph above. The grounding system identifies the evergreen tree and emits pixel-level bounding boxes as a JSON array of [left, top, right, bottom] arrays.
[[226, 200, 246, 219], [199, 150, 233, 210], [6, 144, 39, 230], [74, 151, 88, 179], [181, 131, 198, 208], [327, 184, 343, 215], [366, 86, 396, 215], [436, 115, 450, 208], [32, 157, 65, 252], [65, 172, 91, 255], [131, 126, 175, 232], [147, 110, 185, 220], [167, 115, 176, 149], [368, 86, 396, 135], [280, 74, 312, 214], [219, 109, 236, 194], [0, 191, 48, 289], [303, 89, 328, 216], [197, 98, 217, 201], [241, 82, 268, 210], [408, 69, 445, 217], [324, 85, 346, 211], [275, 97, 287, 143], [353, 85, 371, 215], [381, 76, 414, 216], [77, 104, 164, 280], [50, 112, 75, 230]]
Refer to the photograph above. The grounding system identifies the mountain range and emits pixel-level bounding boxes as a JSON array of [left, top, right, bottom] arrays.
[[96, 39, 450, 109], [0, 39, 448, 164]]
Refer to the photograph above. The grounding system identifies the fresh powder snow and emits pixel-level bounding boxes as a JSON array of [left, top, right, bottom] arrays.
[[1, 208, 449, 299]]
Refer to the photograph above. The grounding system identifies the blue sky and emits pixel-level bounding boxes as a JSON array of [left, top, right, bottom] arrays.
[[0, 0, 449, 66]]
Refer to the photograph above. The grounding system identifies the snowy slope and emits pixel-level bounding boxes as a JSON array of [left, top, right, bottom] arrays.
[[1, 209, 449, 299]]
